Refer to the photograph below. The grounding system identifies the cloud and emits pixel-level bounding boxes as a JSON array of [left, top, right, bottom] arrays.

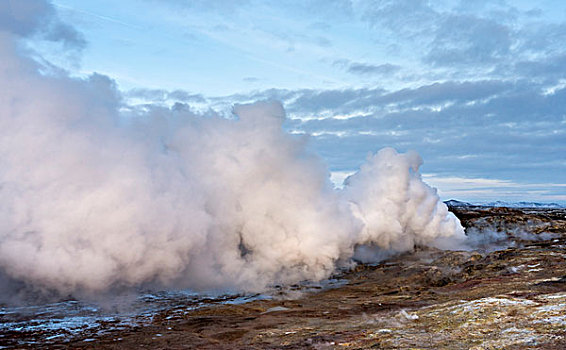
[[215, 77, 564, 196], [348, 62, 400, 75], [251, 77, 566, 197], [362, 2, 515, 67], [334, 59, 401, 76], [0, 0, 85, 49], [243, 77, 260, 83], [426, 14, 512, 66], [517, 23, 566, 56], [514, 53, 566, 79], [0, 0, 52, 36], [43, 21, 86, 49], [267, 80, 509, 119], [125, 88, 206, 104], [353, 0, 566, 76], [359, 0, 438, 37]]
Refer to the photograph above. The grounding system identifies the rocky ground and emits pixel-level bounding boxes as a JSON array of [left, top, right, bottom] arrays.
[[2, 205, 566, 349]]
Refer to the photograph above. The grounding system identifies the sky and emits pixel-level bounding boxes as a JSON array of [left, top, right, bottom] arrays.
[[6, 0, 566, 203]]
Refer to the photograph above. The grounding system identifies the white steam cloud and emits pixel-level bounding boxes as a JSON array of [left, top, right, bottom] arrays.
[[0, 11, 466, 296]]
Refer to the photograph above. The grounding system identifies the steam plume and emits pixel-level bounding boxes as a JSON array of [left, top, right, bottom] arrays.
[[0, 12, 465, 296]]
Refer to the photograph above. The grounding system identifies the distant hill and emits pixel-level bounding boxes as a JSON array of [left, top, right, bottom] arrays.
[[443, 199, 564, 209], [481, 201, 564, 208], [443, 199, 472, 207]]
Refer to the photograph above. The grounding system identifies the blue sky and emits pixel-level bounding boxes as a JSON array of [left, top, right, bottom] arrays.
[[10, 0, 566, 203]]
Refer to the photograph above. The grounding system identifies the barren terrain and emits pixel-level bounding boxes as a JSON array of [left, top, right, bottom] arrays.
[[2, 205, 565, 349]]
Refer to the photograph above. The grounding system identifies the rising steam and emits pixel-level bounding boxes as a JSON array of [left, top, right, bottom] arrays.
[[0, 14, 466, 296]]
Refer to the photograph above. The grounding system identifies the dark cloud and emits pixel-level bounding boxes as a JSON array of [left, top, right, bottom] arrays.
[[454, 0, 519, 22], [334, 59, 400, 76], [514, 54, 566, 78], [143, 74, 563, 186], [360, 0, 437, 37], [315, 36, 332, 47], [359, 2, 516, 67], [286, 88, 385, 115], [243, 77, 260, 83], [249, 77, 566, 189], [0, 0, 52, 36], [348, 62, 400, 75], [43, 22, 86, 49], [426, 14, 512, 66], [382, 80, 509, 106], [355, 0, 566, 77], [516, 23, 566, 58], [274, 80, 509, 118], [0, 0, 85, 49]]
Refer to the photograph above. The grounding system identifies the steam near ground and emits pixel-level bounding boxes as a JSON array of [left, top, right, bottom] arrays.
[[0, 25, 466, 300]]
